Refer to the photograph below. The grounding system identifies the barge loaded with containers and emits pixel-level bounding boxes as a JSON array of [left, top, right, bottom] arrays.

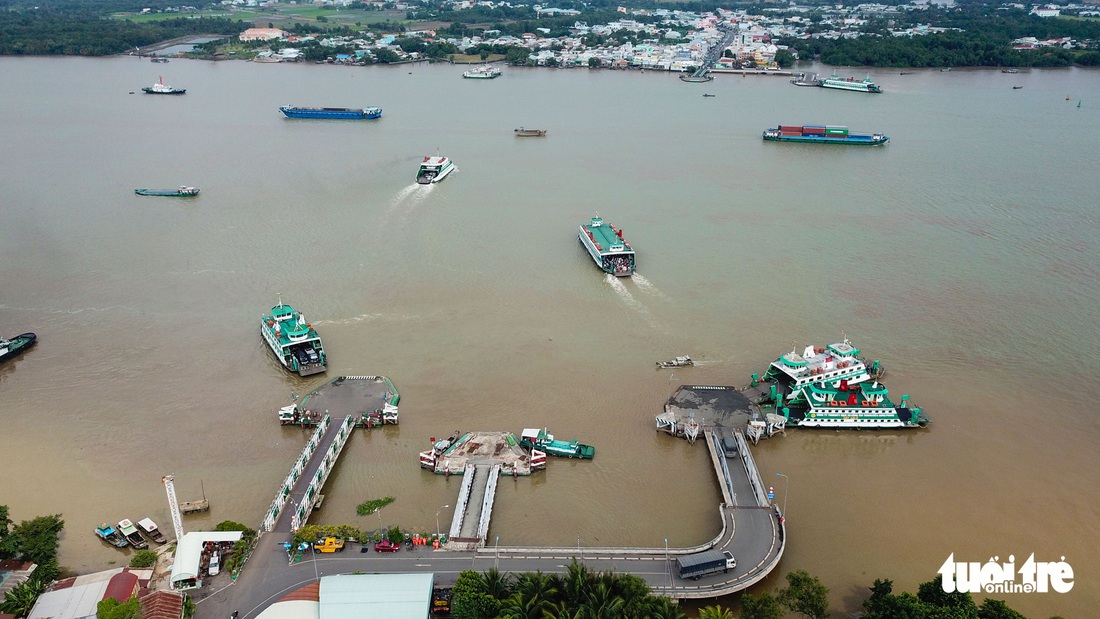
[[763, 125, 889, 145]]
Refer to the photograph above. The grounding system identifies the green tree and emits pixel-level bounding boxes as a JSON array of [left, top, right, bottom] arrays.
[[977, 599, 1026, 619], [778, 570, 830, 619], [479, 567, 512, 599], [774, 48, 795, 68], [583, 581, 624, 618], [698, 603, 735, 619], [11, 514, 64, 565], [917, 576, 977, 618], [96, 596, 141, 619], [129, 549, 159, 568], [588, 56, 601, 68], [0, 578, 47, 618], [740, 591, 784, 619], [451, 570, 500, 619], [0, 506, 18, 559]]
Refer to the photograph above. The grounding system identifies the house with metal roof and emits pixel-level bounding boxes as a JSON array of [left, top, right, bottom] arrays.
[[256, 573, 434, 619]]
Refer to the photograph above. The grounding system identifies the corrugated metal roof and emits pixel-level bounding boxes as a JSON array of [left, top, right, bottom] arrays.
[[319, 573, 433, 619], [169, 531, 243, 586]]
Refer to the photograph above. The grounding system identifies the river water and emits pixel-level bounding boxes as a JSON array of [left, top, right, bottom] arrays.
[[1, 57, 1097, 617]]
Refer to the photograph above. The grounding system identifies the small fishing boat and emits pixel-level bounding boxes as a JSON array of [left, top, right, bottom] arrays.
[[1013, 86, 1023, 90], [899, 71, 913, 75], [514, 127, 547, 137], [118, 519, 148, 549], [95, 523, 129, 548], [416, 156, 456, 184], [1002, 68, 1019, 74], [135, 186, 199, 197], [142, 76, 185, 95], [702, 93, 716, 97], [0, 332, 36, 363], [656, 355, 693, 369], [150, 57, 169, 63], [137, 517, 168, 544]]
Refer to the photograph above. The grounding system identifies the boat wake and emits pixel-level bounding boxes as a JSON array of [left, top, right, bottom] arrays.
[[631, 273, 666, 299], [387, 183, 429, 213], [314, 312, 422, 325], [605, 274, 656, 319]]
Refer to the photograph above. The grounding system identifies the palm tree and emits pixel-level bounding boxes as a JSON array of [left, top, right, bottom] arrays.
[[541, 601, 583, 619], [582, 582, 624, 619], [479, 567, 513, 600], [697, 605, 736, 619], [0, 579, 48, 618], [557, 560, 593, 608]]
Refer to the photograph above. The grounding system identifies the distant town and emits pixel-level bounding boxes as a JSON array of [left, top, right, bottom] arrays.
[[152, 1, 1100, 69]]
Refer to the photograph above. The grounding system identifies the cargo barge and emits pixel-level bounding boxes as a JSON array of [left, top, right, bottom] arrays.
[[579, 215, 635, 276], [763, 125, 888, 145], [279, 106, 382, 120]]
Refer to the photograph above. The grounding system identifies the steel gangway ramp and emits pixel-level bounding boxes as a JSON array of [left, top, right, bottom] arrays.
[[448, 463, 501, 546]]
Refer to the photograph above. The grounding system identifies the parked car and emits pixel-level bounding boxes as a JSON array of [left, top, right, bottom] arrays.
[[208, 551, 220, 576], [374, 540, 400, 553]]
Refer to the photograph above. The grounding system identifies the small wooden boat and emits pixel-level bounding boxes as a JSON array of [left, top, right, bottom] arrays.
[[0, 332, 36, 363], [702, 93, 716, 97], [95, 523, 128, 548], [899, 71, 913, 75], [656, 355, 693, 369], [118, 519, 148, 549], [1013, 85, 1023, 90], [514, 127, 547, 137], [138, 517, 168, 543]]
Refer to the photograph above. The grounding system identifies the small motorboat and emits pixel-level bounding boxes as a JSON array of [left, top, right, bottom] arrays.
[[514, 127, 547, 137], [118, 519, 149, 549], [95, 523, 128, 548], [1013, 85, 1023, 90], [138, 517, 168, 543], [702, 93, 716, 97], [656, 355, 693, 369], [0, 332, 36, 363]]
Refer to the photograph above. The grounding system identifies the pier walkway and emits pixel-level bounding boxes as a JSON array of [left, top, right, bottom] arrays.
[[447, 463, 502, 549]]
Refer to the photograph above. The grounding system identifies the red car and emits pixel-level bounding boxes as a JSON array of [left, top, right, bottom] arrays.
[[374, 540, 400, 553]]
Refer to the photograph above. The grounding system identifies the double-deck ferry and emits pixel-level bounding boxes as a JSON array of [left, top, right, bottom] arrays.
[[761, 339, 884, 406], [416, 156, 456, 184], [781, 380, 929, 429], [260, 300, 327, 376], [817, 74, 882, 93], [578, 215, 635, 276]]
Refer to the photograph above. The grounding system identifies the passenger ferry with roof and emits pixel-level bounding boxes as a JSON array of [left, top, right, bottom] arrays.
[[260, 299, 327, 376], [817, 74, 882, 93], [760, 339, 884, 406], [779, 380, 929, 429], [579, 215, 635, 276], [416, 156, 456, 184], [463, 65, 501, 79]]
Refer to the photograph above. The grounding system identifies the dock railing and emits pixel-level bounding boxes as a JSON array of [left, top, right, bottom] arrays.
[[290, 415, 355, 532], [261, 413, 330, 533]]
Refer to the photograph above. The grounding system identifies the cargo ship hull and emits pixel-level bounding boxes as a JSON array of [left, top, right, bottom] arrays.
[[763, 125, 888, 145], [279, 106, 382, 119]]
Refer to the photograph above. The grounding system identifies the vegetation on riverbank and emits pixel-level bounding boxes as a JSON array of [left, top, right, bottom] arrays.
[[0, 506, 64, 619]]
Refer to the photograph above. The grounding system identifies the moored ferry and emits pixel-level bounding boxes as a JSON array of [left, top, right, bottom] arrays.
[[817, 74, 882, 93], [279, 106, 382, 120], [416, 156, 456, 184], [781, 380, 929, 429], [760, 339, 884, 406], [578, 215, 635, 276], [520, 428, 595, 459], [463, 65, 501, 79], [763, 125, 888, 145], [261, 299, 327, 376]]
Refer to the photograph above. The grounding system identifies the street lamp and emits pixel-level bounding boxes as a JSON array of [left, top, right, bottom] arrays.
[[664, 538, 671, 590], [775, 472, 789, 518], [375, 506, 384, 537], [436, 505, 450, 539]]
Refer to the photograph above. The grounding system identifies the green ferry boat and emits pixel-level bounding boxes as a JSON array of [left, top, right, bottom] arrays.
[[779, 380, 929, 429], [520, 428, 595, 459], [260, 299, 326, 376], [579, 215, 635, 276], [760, 339, 883, 407]]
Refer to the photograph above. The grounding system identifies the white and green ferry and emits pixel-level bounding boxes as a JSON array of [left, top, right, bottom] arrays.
[[261, 300, 326, 376], [579, 215, 635, 276], [780, 380, 929, 429], [761, 339, 883, 406]]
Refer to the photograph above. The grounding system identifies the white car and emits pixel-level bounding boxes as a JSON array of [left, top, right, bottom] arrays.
[[208, 551, 220, 576]]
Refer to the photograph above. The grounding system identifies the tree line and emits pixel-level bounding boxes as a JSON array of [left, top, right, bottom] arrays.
[[0, 12, 245, 56]]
